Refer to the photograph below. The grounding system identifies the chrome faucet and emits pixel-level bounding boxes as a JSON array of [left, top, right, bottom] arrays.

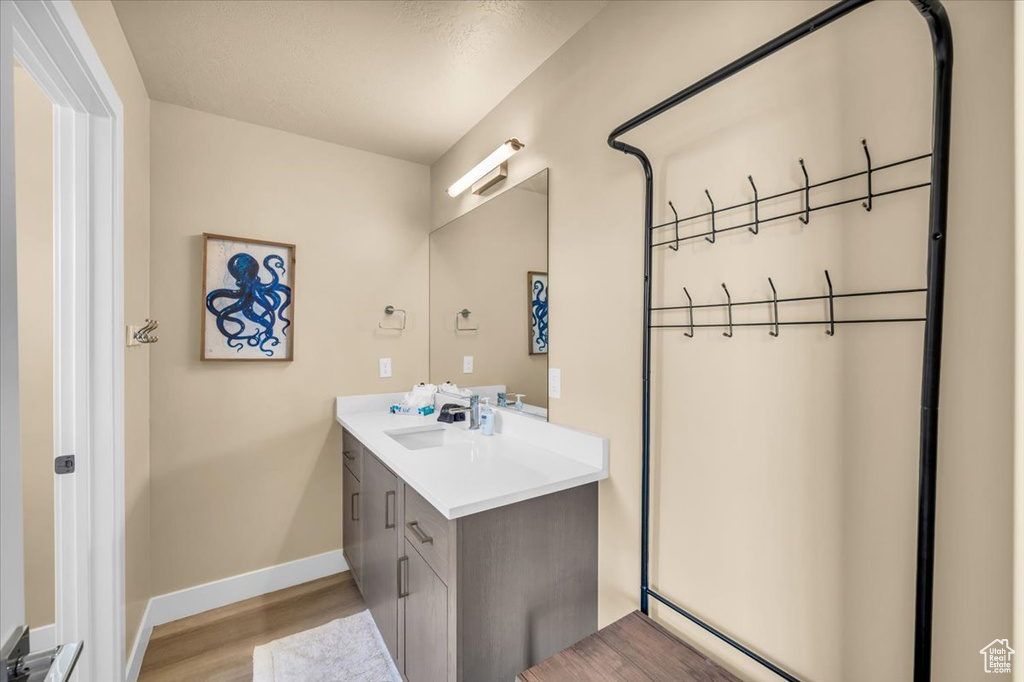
[[447, 394, 480, 430]]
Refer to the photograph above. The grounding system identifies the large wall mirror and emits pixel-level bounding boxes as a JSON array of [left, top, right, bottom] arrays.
[[430, 169, 548, 420]]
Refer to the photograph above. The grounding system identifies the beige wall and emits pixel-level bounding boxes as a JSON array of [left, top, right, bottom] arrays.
[[430, 2, 1015, 681], [72, 0, 152, 653], [430, 182, 548, 408], [149, 102, 429, 595], [14, 65, 54, 631]]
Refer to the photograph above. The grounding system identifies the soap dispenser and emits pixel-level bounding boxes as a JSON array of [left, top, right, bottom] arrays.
[[480, 397, 495, 436], [514, 394, 525, 411]]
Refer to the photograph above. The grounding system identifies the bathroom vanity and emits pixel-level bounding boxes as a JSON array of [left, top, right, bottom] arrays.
[[336, 393, 607, 682]]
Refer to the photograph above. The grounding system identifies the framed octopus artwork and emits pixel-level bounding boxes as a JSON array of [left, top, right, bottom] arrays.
[[201, 233, 295, 361], [528, 270, 548, 355]]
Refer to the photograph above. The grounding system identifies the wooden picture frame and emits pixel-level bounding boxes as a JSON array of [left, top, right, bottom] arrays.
[[201, 233, 296, 361], [528, 270, 548, 355]]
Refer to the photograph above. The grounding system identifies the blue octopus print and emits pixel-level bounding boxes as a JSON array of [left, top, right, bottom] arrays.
[[531, 273, 548, 354], [206, 252, 292, 357]]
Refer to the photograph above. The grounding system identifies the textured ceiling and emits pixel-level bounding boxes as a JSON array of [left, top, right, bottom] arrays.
[[112, 0, 608, 164]]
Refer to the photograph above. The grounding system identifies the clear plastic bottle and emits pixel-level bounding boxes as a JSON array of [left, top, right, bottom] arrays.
[[480, 397, 495, 436]]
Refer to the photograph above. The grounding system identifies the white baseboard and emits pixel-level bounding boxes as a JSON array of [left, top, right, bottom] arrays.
[[30, 623, 55, 651], [125, 549, 348, 682]]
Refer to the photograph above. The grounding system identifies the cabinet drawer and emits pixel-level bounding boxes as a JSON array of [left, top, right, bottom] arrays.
[[404, 486, 450, 580], [342, 429, 363, 481]]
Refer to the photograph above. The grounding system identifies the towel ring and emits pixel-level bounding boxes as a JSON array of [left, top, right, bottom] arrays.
[[455, 309, 478, 331], [379, 305, 407, 330]]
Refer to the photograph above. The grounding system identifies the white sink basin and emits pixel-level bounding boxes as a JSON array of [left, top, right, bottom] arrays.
[[386, 425, 467, 451]]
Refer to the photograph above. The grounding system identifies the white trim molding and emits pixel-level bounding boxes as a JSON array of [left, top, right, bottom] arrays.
[[126, 551, 349, 682], [1, 1, 125, 679]]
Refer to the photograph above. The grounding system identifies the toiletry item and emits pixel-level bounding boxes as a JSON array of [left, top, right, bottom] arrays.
[[497, 392, 507, 408], [514, 394, 525, 411], [480, 398, 495, 436]]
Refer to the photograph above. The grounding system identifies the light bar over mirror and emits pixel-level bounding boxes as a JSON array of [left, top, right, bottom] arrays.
[[445, 138, 525, 197]]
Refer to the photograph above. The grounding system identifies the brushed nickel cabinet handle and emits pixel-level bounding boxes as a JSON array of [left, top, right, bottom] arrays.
[[406, 521, 433, 544], [385, 490, 396, 529], [351, 492, 359, 521], [397, 556, 409, 598], [342, 450, 355, 461]]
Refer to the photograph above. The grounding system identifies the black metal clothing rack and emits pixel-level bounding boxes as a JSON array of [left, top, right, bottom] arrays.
[[606, 1, 952, 681]]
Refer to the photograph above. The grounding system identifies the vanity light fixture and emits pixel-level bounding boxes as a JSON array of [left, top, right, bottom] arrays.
[[445, 138, 525, 197]]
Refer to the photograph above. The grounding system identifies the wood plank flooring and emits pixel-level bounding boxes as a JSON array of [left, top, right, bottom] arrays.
[[138, 572, 365, 682], [517, 610, 741, 682]]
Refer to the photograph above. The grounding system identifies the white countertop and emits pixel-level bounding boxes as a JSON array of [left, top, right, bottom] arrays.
[[335, 393, 608, 520]]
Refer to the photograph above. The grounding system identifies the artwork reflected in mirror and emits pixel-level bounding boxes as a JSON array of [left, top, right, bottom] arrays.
[[430, 169, 549, 419], [528, 271, 548, 355], [202, 233, 295, 361]]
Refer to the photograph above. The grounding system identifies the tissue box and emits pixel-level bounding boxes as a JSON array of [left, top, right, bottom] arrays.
[[389, 404, 435, 416]]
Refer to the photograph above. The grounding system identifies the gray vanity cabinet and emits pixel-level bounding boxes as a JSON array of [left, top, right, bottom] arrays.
[[342, 428, 597, 682], [361, 451, 399, 659], [342, 464, 361, 586], [402, 538, 448, 682]]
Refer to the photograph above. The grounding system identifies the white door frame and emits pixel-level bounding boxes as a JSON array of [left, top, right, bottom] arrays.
[[0, 1, 125, 680]]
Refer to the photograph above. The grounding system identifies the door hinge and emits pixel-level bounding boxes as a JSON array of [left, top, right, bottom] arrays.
[[54, 455, 75, 475]]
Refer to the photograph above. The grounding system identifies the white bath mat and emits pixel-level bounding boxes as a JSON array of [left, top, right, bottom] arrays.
[[252, 610, 401, 682]]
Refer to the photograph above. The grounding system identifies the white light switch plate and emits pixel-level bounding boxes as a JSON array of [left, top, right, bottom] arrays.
[[463, 356, 474, 374], [379, 358, 392, 378], [548, 368, 561, 399]]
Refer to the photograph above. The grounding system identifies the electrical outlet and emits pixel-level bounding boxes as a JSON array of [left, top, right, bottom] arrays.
[[463, 356, 474, 374], [548, 368, 561, 399], [379, 357, 392, 378]]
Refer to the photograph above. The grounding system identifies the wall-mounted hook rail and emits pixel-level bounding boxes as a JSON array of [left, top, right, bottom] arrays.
[[748, 175, 759, 235], [651, 278, 926, 335], [668, 201, 680, 251], [650, 148, 930, 250], [861, 139, 873, 211], [798, 158, 811, 224], [379, 305, 407, 330], [721, 283, 733, 338], [683, 287, 694, 338], [823, 270, 836, 336], [455, 309, 478, 331], [704, 190, 716, 244], [129, 319, 159, 345], [768, 278, 779, 337]]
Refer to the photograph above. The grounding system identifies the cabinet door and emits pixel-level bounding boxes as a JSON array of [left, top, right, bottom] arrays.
[[342, 464, 362, 584], [363, 452, 399, 659], [402, 540, 448, 682]]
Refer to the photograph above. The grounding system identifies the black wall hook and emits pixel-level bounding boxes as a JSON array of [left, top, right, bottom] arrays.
[[768, 277, 779, 337], [798, 158, 810, 224], [861, 139, 873, 211], [668, 201, 680, 251], [721, 283, 733, 337], [824, 270, 835, 336], [747, 175, 759, 235], [683, 287, 694, 338], [704, 190, 716, 244]]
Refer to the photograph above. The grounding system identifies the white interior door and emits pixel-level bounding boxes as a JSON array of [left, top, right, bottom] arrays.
[[1, 1, 125, 679]]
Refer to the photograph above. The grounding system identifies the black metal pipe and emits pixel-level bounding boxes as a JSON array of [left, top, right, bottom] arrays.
[[646, 589, 801, 682], [911, 3, 953, 681]]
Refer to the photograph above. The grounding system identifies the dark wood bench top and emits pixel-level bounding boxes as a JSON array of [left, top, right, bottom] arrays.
[[517, 610, 742, 682]]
